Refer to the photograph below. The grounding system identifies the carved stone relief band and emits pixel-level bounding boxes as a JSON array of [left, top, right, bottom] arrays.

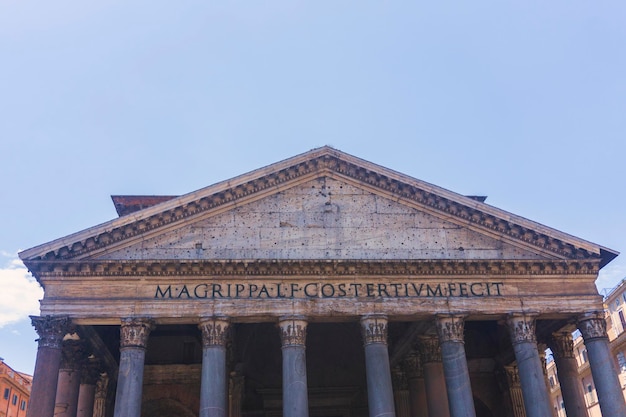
[[360, 315, 388, 346], [30, 315, 72, 349], [436, 314, 466, 343], [119, 318, 155, 349], [550, 332, 575, 359], [578, 312, 608, 341], [279, 316, 308, 347], [198, 317, 230, 347], [418, 336, 442, 363], [403, 350, 423, 379], [507, 314, 537, 345]]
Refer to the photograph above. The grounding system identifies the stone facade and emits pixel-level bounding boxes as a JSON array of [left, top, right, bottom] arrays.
[[19, 147, 625, 417]]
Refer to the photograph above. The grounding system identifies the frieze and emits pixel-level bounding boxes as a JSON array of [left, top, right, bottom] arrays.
[[27, 259, 601, 277], [436, 315, 466, 343], [30, 315, 73, 349], [30, 153, 598, 263], [361, 316, 388, 345], [278, 317, 307, 347], [119, 318, 154, 349], [154, 280, 504, 300], [198, 318, 230, 347]]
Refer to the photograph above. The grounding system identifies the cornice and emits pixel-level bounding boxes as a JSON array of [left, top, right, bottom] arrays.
[[25, 259, 600, 278], [19, 148, 613, 265]]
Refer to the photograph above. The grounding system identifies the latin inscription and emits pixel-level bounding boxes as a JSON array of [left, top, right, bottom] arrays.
[[154, 281, 504, 299]]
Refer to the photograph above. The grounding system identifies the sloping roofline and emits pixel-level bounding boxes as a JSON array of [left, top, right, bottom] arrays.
[[19, 146, 619, 267]]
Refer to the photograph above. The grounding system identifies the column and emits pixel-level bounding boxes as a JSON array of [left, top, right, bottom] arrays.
[[27, 315, 72, 417], [279, 316, 309, 417], [419, 336, 450, 417], [578, 312, 626, 417], [113, 318, 154, 417], [55, 340, 87, 417], [507, 314, 552, 417], [361, 315, 396, 417], [77, 358, 101, 417], [436, 315, 476, 417], [403, 350, 428, 417], [228, 370, 244, 417], [392, 366, 411, 417], [198, 317, 230, 417], [548, 332, 588, 417], [503, 365, 526, 417], [92, 373, 109, 417]]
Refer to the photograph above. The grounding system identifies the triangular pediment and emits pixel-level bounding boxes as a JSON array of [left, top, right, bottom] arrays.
[[19, 147, 617, 272], [95, 177, 550, 262]]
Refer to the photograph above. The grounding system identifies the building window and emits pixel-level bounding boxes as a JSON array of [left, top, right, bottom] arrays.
[[3, 388, 9, 400], [12, 394, 17, 405], [617, 351, 626, 371], [586, 383, 596, 403], [549, 375, 556, 388], [619, 310, 626, 333], [20, 400, 26, 410]]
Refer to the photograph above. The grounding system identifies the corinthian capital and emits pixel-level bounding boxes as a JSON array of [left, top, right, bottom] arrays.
[[507, 314, 537, 345], [279, 316, 308, 347], [199, 317, 230, 347], [403, 350, 423, 379], [504, 365, 521, 387], [436, 314, 466, 343], [360, 315, 388, 346], [578, 312, 607, 341], [119, 318, 154, 349], [418, 335, 442, 363], [30, 315, 72, 349], [60, 340, 89, 370], [550, 332, 575, 359]]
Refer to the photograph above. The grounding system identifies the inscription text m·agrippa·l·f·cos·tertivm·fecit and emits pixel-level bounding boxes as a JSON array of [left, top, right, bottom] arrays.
[[154, 281, 504, 299]]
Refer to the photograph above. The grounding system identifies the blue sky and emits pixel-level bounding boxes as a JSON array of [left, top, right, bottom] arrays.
[[1, 2, 625, 375]]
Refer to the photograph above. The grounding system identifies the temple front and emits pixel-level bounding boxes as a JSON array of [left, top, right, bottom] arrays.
[[19, 147, 625, 417]]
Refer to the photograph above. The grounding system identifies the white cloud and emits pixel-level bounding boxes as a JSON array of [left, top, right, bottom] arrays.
[[0, 253, 43, 328]]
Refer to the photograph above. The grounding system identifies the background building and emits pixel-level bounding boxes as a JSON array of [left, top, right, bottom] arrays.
[[0, 359, 31, 417], [547, 278, 626, 416]]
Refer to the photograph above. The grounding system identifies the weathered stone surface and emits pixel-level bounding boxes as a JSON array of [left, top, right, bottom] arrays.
[[96, 178, 550, 262]]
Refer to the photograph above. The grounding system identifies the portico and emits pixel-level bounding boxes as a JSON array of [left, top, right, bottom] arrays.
[[19, 147, 624, 417]]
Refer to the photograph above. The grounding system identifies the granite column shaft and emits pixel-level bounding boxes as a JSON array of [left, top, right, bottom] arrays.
[[279, 316, 309, 417], [361, 316, 396, 417], [507, 314, 552, 417], [549, 332, 588, 417], [578, 313, 626, 417], [436, 315, 476, 417], [419, 336, 450, 417], [198, 318, 230, 417], [27, 315, 72, 417], [113, 318, 154, 417]]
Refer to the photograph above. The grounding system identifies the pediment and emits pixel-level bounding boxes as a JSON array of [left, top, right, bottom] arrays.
[[95, 177, 550, 262], [20, 147, 617, 273]]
